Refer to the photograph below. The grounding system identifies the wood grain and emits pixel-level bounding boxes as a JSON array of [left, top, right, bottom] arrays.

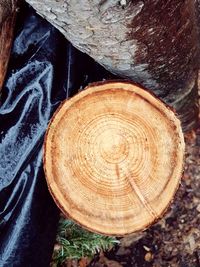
[[44, 81, 185, 235]]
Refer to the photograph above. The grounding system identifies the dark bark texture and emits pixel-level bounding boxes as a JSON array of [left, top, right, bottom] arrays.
[[0, 0, 18, 91], [25, 0, 200, 131]]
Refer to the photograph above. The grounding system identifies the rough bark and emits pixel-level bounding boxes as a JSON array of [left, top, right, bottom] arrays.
[[25, 0, 199, 131], [0, 0, 18, 91], [44, 81, 185, 235]]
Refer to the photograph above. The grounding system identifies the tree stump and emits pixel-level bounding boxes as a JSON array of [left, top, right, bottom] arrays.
[[25, 0, 200, 132], [0, 0, 18, 92], [44, 81, 185, 235]]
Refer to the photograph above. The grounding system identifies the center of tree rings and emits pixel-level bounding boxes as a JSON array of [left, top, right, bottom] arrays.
[[100, 130, 127, 163]]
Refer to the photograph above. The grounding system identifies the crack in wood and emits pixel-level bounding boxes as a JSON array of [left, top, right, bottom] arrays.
[[128, 176, 159, 220]]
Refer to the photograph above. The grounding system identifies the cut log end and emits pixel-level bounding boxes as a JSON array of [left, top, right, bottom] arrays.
[[44, 81, 185, 236]]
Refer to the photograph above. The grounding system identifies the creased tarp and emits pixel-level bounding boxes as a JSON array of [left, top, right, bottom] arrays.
[[0, 3, 113, 266]]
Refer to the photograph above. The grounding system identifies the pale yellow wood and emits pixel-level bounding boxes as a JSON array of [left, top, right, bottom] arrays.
[[44, 81, 185, 235]]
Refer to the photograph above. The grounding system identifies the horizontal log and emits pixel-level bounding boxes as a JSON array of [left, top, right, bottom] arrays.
[[25, 0, 200, 131]]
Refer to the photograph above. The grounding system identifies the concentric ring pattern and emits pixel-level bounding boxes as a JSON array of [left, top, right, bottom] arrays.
[[44, 81, 185, 235]]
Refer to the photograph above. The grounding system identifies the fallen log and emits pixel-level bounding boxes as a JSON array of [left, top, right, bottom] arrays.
[[26, 0, 199, 131], [44, 81, 185, 235], [0, 0, 18, 92]]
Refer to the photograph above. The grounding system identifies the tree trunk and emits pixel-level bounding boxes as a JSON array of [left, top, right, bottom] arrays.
[[25, 0, 200, 132], [44, 81, 185, 235], [0, 0, 18, 92]]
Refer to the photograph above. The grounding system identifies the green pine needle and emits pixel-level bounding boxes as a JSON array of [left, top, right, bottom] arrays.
[[52, 218, 119, 266]]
